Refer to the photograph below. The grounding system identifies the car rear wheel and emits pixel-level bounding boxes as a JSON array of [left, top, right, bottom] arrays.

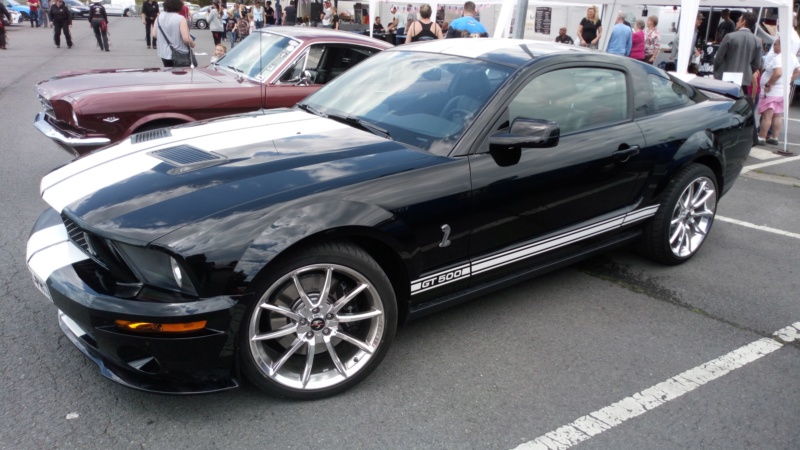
[[241, 241, 397, 399], [195, 19, 207, 29], [639, 164, 718, 265], [123, 9, 131, 17]]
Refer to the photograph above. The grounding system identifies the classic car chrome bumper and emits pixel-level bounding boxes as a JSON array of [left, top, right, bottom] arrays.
[[34, 112, 111, 150]]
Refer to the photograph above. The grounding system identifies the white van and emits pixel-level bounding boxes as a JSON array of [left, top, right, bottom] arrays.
[[101, 0, 137, 16]]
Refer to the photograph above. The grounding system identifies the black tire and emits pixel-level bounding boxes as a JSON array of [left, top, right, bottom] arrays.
[[123, 9, 131, 17], [195, 19, 207, 30], [21, 12, 30, 20], [240, 241, 397, 399], [639, 164, 718, 265]]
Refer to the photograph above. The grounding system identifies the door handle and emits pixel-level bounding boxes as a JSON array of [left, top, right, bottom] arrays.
[[613, 146, 640, 162]]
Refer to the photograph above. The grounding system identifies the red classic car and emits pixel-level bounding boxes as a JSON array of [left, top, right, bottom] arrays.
[[34, 28, 392, 156]]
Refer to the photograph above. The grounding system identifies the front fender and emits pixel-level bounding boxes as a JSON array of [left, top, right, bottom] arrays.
[[236, 200, 417, 283]]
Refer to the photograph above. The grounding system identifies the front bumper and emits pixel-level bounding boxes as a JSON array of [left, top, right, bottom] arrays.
[[27, 208, 244, 394], [34, 111, 111, 157]]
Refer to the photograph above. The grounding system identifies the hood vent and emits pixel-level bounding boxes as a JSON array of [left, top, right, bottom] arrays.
[[148, 145, 226, 173], [131, 128, 172, 144]]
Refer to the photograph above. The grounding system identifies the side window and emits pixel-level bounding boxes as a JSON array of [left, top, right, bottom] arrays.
[[649, 74, 693, 111], [508, 67, 628, 135], [278, 45, 324, 84], [315, 45, 377, 85]]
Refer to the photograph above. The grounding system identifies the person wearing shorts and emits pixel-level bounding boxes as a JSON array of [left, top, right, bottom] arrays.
[[757, 38, 800, 145]]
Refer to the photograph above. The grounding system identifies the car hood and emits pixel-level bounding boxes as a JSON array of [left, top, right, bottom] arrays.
[[40, 109, 439, 244], [37, 67, 228, 100]]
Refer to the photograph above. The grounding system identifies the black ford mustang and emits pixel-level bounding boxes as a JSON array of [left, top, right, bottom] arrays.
[[27, 40, 754, 399]]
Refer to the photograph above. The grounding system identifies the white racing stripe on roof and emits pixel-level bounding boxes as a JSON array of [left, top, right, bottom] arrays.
[[511, 323, 800, 450], [28, 241, 89, 282]]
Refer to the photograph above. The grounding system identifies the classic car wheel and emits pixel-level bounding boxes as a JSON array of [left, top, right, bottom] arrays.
[[640, 164, 717, 265], [123, 9, 131, 17], [20, 12, 30, 20], [241, 241, 397, 399], [195, 19, 207, 29]]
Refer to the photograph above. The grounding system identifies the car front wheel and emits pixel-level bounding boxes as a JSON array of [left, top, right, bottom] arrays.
[[640, 164, 718, 265], [240, 241, 397, 399], [195, 19, 207, 29]]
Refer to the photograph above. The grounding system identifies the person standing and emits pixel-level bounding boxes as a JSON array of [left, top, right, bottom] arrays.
[[606, 11, 631, 56], [142, 0, 159, 49], [274, 0, 281, 25], [156, 0, 196, 67], [445, 1, 487, 38], [283, 0, 296, 26], [226, 10, 237, 45], [49, 0, 72, 49], [577, 5, 601, 49], [28, 0, 40, 28], [629, 19, 646, 61], [554, 26, 574, 44], [0, 1, 10, 49], [715, 8, 735, 43], [39, 0, 50, 28], [644, 15, 660, 64], [208, 0, 223, 45], [330, 6, 339, 30], [757, 38, 800, 145], [372, 16, 384, 33], [713, 12, 761, 89], [250, 0, 264, 29], [265, 1, 275, 25], [321, 1, 333, 28], [404, 4, 416, 32], [89, 0, 109, 51], [405, 4, 442, 43], [386, 5, 398, 33]]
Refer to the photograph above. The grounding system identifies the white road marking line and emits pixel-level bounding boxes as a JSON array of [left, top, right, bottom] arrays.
[[742, 153, 800, 173], [787, 118, 800, 123], [749, 148, 779, 160], [511, 323, 800, 450], [715, 216, 800, 240]]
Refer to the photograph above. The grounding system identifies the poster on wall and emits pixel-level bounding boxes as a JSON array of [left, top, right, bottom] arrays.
[[534, 7, 552, 35]]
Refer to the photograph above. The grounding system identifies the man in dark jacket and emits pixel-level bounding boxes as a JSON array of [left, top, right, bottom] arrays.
[[89, 0, 109, 51], [715, 9, 735, 43], [0, 2, 11, 50], [49, 0, 73, 49], [713, 12, 761, 88]]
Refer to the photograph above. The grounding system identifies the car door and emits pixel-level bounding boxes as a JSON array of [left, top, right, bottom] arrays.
[[266, 43, 381, 108], [467, 64, 652, 284]]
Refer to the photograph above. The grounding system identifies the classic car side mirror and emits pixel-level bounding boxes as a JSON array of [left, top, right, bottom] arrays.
[[488, 118, 560, 166]]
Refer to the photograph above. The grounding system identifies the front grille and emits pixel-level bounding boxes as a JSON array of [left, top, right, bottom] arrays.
[[149, 145, 222, 166], [131, 128, 172, 144], [62, 214, 94, 257]]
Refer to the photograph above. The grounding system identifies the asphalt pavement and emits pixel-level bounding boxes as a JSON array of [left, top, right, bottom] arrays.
[[1, 17, 798, 450]]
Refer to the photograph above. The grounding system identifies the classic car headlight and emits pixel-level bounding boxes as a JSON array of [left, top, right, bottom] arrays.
[[115, 243, 198, 296]]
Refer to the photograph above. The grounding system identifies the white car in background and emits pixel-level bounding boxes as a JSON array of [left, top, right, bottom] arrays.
[[99, 0, 136, 16]]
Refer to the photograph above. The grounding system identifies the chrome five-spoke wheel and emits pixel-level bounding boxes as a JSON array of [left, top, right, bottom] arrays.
[[241, 242, 396, 399]]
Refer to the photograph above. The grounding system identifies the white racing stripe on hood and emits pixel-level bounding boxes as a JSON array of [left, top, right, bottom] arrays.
[[40, 110, 319, 193], [39, 111, 343, 213], [26, 224, 69, 262], [28, 241, 89, 282], [178, 116, 349, 154], [43, 152, 161, 213]]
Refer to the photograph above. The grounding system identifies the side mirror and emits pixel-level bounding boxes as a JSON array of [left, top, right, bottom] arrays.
[[488, 118, 560, 167]]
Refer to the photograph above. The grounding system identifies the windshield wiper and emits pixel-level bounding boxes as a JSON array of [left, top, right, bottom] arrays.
[[326, 113, 391, 139], [297, 102, 325, 117], [226, 65, 244, 80]]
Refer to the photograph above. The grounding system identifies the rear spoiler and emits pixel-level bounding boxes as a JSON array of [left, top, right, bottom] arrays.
[[688, 77, 743, 99]]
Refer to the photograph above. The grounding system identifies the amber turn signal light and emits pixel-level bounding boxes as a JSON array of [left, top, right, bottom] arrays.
[[115, 320, 207, 333]]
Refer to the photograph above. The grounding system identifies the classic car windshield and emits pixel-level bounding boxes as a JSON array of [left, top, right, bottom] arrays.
[[217, 32, 301, 81], [300, 51, 513, 155]]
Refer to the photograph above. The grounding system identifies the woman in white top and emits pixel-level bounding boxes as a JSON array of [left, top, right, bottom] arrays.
[[156, 0, 195, 67]]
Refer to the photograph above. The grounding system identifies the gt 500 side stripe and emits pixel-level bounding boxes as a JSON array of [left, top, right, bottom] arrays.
[[410, 205, 660, 295]]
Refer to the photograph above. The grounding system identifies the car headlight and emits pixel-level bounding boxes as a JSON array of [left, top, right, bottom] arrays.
[[115, 243, 198, 296]]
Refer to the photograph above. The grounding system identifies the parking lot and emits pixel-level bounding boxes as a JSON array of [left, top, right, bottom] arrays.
[[1, 17, 798, 450]]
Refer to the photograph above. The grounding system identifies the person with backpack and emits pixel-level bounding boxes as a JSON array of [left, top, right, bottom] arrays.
[[405, 4, 442, 43]]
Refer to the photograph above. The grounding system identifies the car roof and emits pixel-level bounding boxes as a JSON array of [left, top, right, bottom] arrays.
[[255, 28, 394, 48], [392, 38, 594, 68]]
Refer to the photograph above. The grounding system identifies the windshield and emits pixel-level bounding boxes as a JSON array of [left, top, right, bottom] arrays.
[[299, 51, 513, 155], [6, 0, 21, 6], [217, 32, 300, 81], [66, 0, 83, 7]]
